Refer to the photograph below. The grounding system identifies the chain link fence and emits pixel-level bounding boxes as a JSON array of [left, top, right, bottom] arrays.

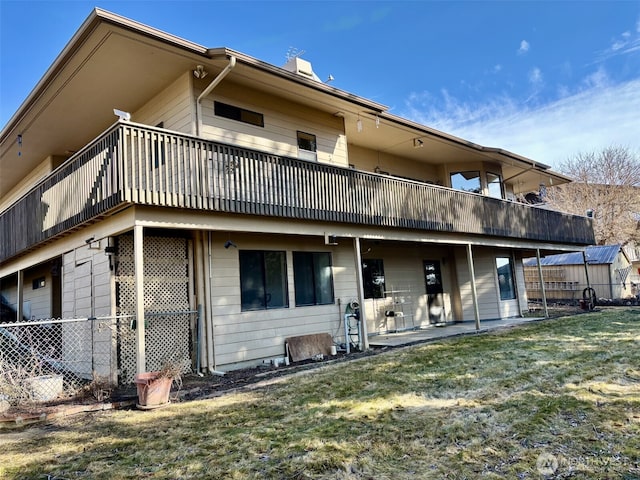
[[0, 311, 195, 409]]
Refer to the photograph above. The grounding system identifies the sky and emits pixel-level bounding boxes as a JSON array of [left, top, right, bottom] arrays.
[[1, 1, 639, 170]]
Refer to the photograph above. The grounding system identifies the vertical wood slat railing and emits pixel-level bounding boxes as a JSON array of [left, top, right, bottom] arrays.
[[1, 126, 123, 262], [1, 122, 595, 263], [116, 124, 594, 244]]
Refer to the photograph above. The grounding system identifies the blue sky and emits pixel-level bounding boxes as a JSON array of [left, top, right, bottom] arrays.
[[1, 1, 639, 169]]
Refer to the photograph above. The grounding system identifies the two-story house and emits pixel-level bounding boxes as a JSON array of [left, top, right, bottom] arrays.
[[0, 9, 594, 383]]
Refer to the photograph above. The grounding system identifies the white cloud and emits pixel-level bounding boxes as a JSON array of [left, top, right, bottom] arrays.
[[596, 21, 640, 61], [518, 40, 530, 54], [582, 66, 610, 89], [402, 78, 640, 169], [529, 67, 543, 85]]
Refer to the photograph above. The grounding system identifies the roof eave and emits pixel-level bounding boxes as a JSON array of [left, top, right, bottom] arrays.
[[1, 8, 210, 144]]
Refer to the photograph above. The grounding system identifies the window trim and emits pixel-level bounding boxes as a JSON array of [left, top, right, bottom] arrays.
[[486, 171, 504, 199], [297, 131, 317, 161]]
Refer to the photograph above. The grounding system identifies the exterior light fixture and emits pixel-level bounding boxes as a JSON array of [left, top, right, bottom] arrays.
[[193, 65, 208, 79], [113, 109, 131, 121], [413, 138, 424, 148]]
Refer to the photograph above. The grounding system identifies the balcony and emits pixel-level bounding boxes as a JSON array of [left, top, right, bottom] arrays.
[[0, 122, 595, 263]]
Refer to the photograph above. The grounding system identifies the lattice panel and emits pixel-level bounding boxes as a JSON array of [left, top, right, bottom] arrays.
[[115, 235, 193, 383]]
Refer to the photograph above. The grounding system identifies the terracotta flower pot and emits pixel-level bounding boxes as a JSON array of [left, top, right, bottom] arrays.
[[134, 371, 172, 409]]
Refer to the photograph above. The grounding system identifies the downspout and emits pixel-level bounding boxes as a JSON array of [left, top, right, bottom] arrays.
[[196, 56, 237, 136], [206, 231, 225, 376], [194, 232, 206, 375], [202, 232, 214, 372]]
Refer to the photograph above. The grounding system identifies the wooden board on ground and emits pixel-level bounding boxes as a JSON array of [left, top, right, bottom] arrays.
[[286, 333, 333, 362]]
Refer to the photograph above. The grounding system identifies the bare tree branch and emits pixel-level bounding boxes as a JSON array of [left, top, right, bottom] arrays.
[[546, 146, 640, 245]]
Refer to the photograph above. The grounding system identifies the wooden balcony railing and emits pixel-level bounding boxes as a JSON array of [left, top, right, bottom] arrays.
[[0, 122, 595, 262]]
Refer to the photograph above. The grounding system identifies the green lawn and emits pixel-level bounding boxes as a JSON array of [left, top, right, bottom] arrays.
[[2, 309, 640, 479]]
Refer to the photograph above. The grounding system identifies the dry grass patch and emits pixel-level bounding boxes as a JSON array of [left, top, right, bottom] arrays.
[[2, 308, 640, 479]]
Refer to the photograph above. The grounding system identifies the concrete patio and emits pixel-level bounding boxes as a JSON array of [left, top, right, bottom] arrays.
[[368, 316, 546, 348]]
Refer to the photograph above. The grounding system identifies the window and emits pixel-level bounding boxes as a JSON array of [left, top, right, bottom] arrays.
[[496, 257, 516, 300], [450, 171, 481, 194], [293, 252, 334, 306], [487, 172, 503, 199], [423, 260, 443, 295], [362, 259, 385, 299], [297, 131, 317, 161], [297, 131, 316, 152], [214, 101, 264, 127], [239, 251, 288, 311]]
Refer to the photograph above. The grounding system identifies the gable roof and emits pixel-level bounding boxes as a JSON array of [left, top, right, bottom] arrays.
[[523, 245, 625, 267]]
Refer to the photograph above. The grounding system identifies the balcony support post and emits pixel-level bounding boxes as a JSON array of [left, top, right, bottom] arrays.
[[16, 270, 24, 322], [466, 244, 481, 330], [353, 237, 369, 350], [536, 249, 549, 318], [134, 224, 146, 374]]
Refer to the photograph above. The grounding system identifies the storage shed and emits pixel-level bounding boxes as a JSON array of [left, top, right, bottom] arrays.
[[524, 245, 634, 302]]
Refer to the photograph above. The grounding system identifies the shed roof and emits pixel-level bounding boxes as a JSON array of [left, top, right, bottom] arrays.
[[523, 245, 623, 267]]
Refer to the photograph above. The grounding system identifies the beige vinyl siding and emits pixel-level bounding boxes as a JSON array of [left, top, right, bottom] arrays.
[[514, 253, 529, 314], [348, 144, 442, 184], [362, 244, 454, 335], [1, 264, 55, 320], [62, 243, 112, 318], [0, 156, 63, 212], [455, 246, 501, 321], [21, 264, 53, 319], [208, 233, 353, 369], [133, 72, 194, 134], [199, 81, 348, 167]]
